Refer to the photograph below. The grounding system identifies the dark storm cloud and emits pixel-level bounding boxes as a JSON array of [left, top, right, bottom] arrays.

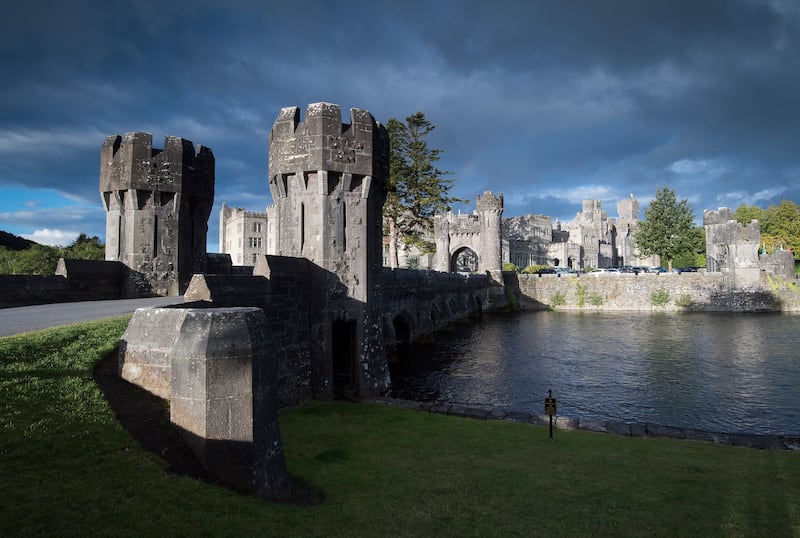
[[0, 0, 798, 242]]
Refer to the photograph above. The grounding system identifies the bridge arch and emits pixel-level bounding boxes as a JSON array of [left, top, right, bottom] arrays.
[[385, 308, 416, 365]]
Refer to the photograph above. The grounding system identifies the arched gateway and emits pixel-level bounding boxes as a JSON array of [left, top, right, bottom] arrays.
[[432, 191, 504, 273]]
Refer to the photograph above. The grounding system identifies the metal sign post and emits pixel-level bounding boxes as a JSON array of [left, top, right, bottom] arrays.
[[544, 389, 557, 440]]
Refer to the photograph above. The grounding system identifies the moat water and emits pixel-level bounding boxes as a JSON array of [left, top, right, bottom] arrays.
[[389, 311, 800, 436]]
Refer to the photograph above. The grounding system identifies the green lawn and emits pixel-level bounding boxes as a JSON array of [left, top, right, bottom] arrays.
[[1, 318, 798, 537]]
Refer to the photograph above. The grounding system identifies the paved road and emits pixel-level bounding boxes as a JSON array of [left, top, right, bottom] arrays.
[[0, 297, 185, 337]]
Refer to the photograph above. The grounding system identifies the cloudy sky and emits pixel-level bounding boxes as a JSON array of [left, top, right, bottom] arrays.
[[1, 0, 798, 250]]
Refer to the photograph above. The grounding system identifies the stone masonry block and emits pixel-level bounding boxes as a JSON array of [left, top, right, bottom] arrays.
[[167, 307, 290, 498], [119, 307, 189, 399]]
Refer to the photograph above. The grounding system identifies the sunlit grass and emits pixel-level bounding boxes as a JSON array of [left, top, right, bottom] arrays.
[[1, 318, 798, 537]]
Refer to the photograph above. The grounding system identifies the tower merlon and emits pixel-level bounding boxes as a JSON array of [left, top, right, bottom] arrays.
[[268, 103, 388, 183]]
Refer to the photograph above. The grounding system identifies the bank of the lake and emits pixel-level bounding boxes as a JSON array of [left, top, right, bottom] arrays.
[[2, 318, 799, 536], [391, 310, 800, 437], [506, 271, 800, 312]]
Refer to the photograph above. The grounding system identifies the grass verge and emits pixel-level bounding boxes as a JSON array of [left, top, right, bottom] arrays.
[[1, 318, 799, 537]]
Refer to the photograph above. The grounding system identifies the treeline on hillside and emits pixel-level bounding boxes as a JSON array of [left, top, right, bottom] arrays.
[[734, 200, 800, 264], [0, 233, 105, 275]]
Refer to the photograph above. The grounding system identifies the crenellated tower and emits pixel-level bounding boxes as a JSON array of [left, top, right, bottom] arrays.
[[475, 191, 504, 272], [99, 132, 214, 295], [267, 103, 389, 398], [704, 208, 761, 288]]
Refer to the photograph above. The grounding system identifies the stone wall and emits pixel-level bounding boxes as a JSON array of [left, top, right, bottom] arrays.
[[0, 258, 152, 308], [512, 272, 800, 312], [254, 255, 315, 406], [704, 208, 761, 288], [0, 275, 75, 309]]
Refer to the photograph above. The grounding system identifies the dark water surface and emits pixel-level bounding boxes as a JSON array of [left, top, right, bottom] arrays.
[[389, 311, 800, 436]]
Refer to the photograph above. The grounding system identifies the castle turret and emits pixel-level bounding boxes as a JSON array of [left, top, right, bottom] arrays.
[[476, 191, 504, 272], [99, 132, 214, 295], [704, 208, 761, 288], [267, 103, 389, 398]]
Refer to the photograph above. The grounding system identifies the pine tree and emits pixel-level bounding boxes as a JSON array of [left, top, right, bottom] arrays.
[[384, 112, 464, 268], [634, 186, 697, 272]]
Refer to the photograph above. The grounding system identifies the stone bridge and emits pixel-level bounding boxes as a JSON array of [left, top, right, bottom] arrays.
[[381, 269, 498, 349]]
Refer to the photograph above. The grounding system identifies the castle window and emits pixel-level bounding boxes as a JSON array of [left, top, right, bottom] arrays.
[[342, 201, 347, 252], [253, 222, 262, 233], [300, 203, 305, 252]]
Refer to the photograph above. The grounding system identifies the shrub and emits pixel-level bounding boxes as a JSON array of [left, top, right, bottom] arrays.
[[675, 294, 693, 308], [576, 283, 587, 308], [502, 262, 520, 273], [521, 264, 549, 274], [550, 290, 566, 307], [504, 284, 520, 311], [405, 256, 420, 270], [589, 292, 605, 307], [651, 288, 671, 307]]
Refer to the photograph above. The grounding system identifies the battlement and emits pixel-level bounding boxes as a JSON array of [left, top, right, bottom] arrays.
[[617, 195, 640, 222], [476, 191, 504, 212], [268, 103, 389, 182], [582, 199, 602, 212], [704, 208, 760, 242], [225, 205, 268, 219], [100, 132, 214, 195], [703, 208, 735, 226]]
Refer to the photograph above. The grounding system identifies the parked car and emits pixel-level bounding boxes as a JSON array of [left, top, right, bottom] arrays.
[[536, 267, 557, 274], [588, 268, 620, 276]]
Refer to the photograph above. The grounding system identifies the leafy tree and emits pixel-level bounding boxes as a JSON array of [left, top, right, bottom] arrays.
[[672, 226, 706, 268], [65, 233, 105, 260], [736, 200, 799, 264], [7, 244, 61, 275], [634, 186, 697, 272], [733, 203, 764, 227], [384, 112, 465, 268], [0, 232, 105, 275]]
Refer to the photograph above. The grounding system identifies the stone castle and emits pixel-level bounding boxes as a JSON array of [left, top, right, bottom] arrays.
[[431, 192, 658, 273], [115, 104, 496, 498], [26, 101, 780, 499], [219, 204, 270, 266], [221, 188, 656, 272]]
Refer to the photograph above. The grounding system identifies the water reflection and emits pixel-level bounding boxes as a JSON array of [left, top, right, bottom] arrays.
[[389, 311, 800, 435]]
